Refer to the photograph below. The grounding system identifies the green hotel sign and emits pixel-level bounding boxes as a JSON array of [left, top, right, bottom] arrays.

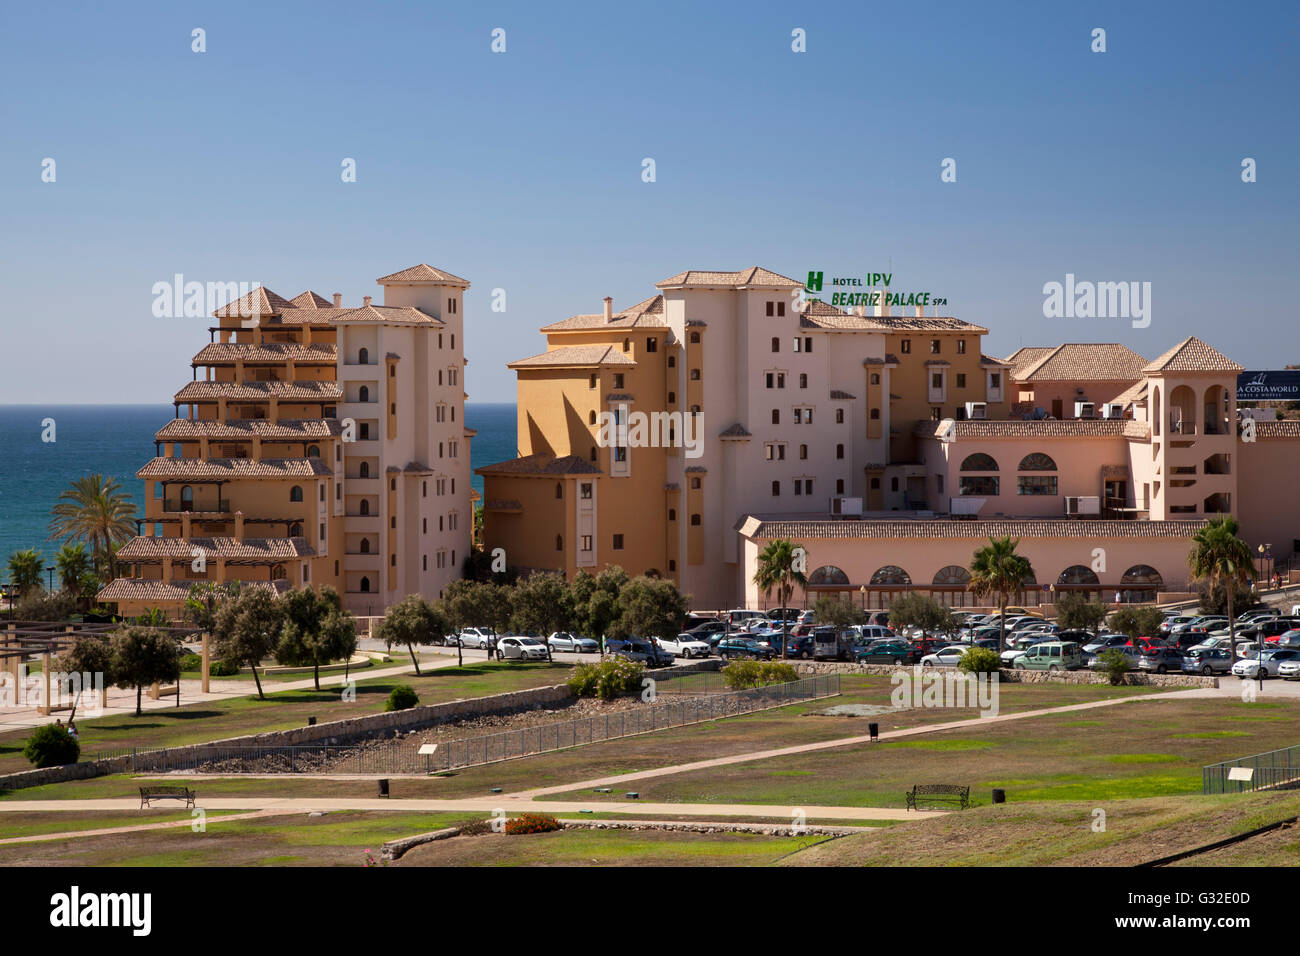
[[805, 271, 947, 309]]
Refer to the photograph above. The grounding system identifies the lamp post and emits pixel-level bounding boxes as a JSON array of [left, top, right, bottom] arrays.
[[859, 584, 867, 612]]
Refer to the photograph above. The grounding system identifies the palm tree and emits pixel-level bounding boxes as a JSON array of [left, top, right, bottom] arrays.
[[7, 548, 45, 598], [969, 536, 1035, 652], [55, 543, 92, 608], [752, 539, 808, 658], [47, 474, 137, 580], [1188, 516, 1256, 653]]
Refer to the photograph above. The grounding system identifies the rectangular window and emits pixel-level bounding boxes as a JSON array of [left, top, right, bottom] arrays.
[[930, 340, 940, 354], [804, 337, 812, 352], [956, 373, 967, 389], [580, 483, 592, 499], [990, 373, 1001, 388], [901, 339, 911, 354], [581, 535, 592, 551], [771, 480, 780, 496], [765, 301, 775, 316], [612, 534, 624, 550], [957, 339, 966, 354], [793, 338, 802, 353], [959, 476, 1000, 496], [778, 301, 786, 317], [1017, 475, 1059, 496], [932, 373, 943, 388]]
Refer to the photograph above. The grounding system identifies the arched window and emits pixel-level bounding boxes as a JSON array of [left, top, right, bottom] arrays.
[[555, 482, 563, 499], [360, 576, 371, 593], [870, 565, 912, 586], [359, 385, 369, 403], [556, 535, 563, 551], [870, 373, 880, 385], [359, 499, 370, 515], [1120, 564, 1163, 601], [932, 565, 971, 587], [359, 461, 370, 478], [271, 564, 286, 581], [358, 347, 369, 365], [307, 444, 320, 458], [1019, 453, 1057, 471], [180, 485, 193, 509], [589, 410, 597, 425], [360, 539, 370, 553], [960, 454, 998, 471], [808, 566, 850, 587], [289, 485, 303, 502], [1058, 565, 1100, 586], [667, 355, 676, 368], [689, 332, 700, 344]]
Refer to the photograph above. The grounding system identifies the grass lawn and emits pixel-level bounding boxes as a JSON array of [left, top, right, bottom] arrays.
[[394, 827, 829, 866], [0, 808, 244, 840], [0, 810, 486, 866], [541, 696, 1300, 809], [781, 790, 1300, 866], [0, 661, 574, 775]]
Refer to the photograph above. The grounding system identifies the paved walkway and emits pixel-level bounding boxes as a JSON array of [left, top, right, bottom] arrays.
[[0, 810, 282, 845]]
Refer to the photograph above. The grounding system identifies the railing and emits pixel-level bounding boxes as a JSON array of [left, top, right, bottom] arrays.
[[115, 675, 840, 776], [1204, 744, 1300, 794], [163, 499, 230, 513]]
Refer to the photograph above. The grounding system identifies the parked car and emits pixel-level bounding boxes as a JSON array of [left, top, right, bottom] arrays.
[[1233, 648, 1300, 679], [1187, 635, 1235, 655], [1261, 619, 1300, 642], [716, 636, 775, 661], [1158, 614, 1198, 635], [1013, 641, 1084, 672], [1182, 647, 1233, 675], [457, 627, 496, 650], [1277, 658, 1300, 680], [766, 607, 802, 622], [856, 641, 922, 665], [812, 626, 857, 661], [496, 636, 548, 661], [724, 609, 767, 627], [920, 645, 971, 668], [764, 634, 815, 659], [1087, 645, 1141, 671], [1238, 608, 1279, 624], [1082, 633, 1131, 655], [607, 637, 675, 667], [1137, 646, 1187, 673], [547, 632, 598, 653], [657, 633, 712, 659], [855, 625, 897, 645], [1171, 616, 1228, 637], [686, 620, 728, 639]]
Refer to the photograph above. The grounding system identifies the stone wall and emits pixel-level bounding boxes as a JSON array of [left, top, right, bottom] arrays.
[[788, 660, 1216, 688]]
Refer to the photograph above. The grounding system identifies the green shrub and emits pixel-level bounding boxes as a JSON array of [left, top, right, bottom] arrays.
[[722, 660, 799, 690], [459, 818, 493, 836], [567, 658, 645, 700], [505, 812, 562, 835], [23, 724, 80, 768], [385, 685, 419, 711], [1099, 649, 1131, 686], [958, 647, 1002, 675], [179, 652, 203, 671], [208, 659, 239, 676]]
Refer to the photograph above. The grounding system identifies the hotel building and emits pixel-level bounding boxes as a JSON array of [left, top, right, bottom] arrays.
[[480, 267, 1300, 611], [99, 265, 474, 618]]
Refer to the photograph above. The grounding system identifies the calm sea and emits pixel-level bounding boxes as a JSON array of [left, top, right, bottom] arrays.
[[0, 403, 517, 566]]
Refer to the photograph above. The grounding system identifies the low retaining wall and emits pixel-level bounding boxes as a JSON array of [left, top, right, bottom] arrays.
[[788, 660, 1216, 688]]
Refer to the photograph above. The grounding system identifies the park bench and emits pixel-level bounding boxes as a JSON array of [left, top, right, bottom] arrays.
[[139, 785, 196, 809], [905, 784, 970, 810]]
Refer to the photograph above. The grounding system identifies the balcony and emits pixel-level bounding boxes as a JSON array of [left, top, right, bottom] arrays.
[[162, 499, 231, 514]]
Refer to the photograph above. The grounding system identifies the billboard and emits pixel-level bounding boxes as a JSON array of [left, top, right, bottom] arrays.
[[1237, 371, 1300, 402]]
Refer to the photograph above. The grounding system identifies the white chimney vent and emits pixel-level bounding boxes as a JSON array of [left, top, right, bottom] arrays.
[[603, 297, 613, 321]]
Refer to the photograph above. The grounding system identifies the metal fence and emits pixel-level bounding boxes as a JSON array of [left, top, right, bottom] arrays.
[[1203, 744, 1300, 794], [112, 674, 840, 776]]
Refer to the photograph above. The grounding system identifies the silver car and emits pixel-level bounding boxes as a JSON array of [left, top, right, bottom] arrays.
[[1232, 648, 1300, 679], [1182, 647, 1233, 675], [547, 631, 598, 653]]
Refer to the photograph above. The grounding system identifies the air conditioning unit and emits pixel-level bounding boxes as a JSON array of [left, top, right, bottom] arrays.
[[1074, 401, 1097, 419], [829, 496, 863, 516], [1064, 496, 1101, 516], [964, 402, 987, 420], [1102, 403, 1125, 419]]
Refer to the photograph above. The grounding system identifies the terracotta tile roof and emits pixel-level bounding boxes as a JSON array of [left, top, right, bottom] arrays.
[[375, 263, 470, 287], [174, 381, 342, 402], [274, 304, 443, 327], [981, 354, 1012, 368], [508, 345, 636, 369], [211, 287, 297, 318], [1004, 346, 1057, 378], [191, 343, 337, 364], [475, 454, 602, 477], [154, 419, 342, 441], [739, 516, 1209, 540], [916, 419, 1150, 440], [1114, 380, 1149, 406], [655, 267, 803, 290], [118, 536, 316, 560], [289, 291, 333, 309], [797, 298, 987, 334], [719, 423, 752, 438], [829, 390, 856, 400], [540, 295, 667, 332], [1012, 343, 1148, 382], [95, 579, 193, 604], [1143, 336, 1243, 374], [137, 457, 333, 479]]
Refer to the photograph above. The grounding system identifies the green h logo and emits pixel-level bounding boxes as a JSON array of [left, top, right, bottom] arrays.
[[805, 271, 823, 292]]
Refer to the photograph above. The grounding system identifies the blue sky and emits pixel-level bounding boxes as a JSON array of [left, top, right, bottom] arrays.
[[2, 0, 1296, 403]]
